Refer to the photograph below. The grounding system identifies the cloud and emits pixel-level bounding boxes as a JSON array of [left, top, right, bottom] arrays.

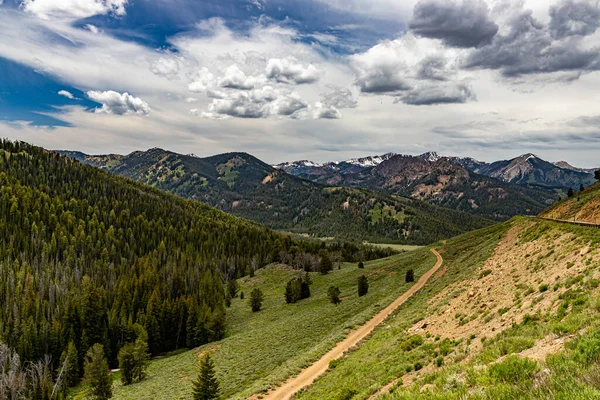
[[321, 85, 357, 109], [85, 24, 99, 34], [21, 0, 128, 20], [218, 65, 266, 90], [549, 0, 600, 39], [204, 86, 307, 119], [313, 102, 342, 119], [87, 90, 151, 115], [464, 1, 600, 78], [58, 90, 75, 99], [409, 0, 498, 48], [399, 83, 476, 105], [149, 57, 180, 80], [266, 57, 322, 84], [350, 34, 472, 105]]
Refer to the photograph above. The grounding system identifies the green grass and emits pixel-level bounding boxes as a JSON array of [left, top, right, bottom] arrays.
[[367, 243, 423, 253], [83, 248, 436, 399], [295, 222, 510, 399], [373, 219, 600, 400]]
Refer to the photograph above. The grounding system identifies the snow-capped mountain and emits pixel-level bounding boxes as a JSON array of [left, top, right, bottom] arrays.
[[342, 153, 397, 167]]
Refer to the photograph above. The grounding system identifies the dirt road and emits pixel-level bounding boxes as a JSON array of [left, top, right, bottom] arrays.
[[258, 248, 444, 400]]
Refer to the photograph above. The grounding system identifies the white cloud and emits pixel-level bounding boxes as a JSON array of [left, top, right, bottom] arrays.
[[85, 24, 99, 34], [202, 86, 308, 119], [266, 57, 322, 84], [149, 57, 180, 79], [188, 68, 216, 93], [87, 90, 151, 115], [21, 0, 128, 20], [218, 65, 266, 90], [185, 97, 199, 103], [313, 102, 342, 119], [58, 90, 75, 99]]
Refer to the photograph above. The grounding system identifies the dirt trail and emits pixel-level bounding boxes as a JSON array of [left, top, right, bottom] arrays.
[[257, 249, 444, 400]]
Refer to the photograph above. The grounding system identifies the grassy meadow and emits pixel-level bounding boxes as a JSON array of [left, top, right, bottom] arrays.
[[75, 246, 435, 399]]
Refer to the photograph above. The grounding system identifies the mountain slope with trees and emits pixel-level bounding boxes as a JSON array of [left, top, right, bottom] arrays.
[[0, 140, 394, 395], [58, 149, 492, 244]]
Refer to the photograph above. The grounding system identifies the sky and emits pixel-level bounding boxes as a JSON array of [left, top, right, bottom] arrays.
[[1, 0, 600, 167]]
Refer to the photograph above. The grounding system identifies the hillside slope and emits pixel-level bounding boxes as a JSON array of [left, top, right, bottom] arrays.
[[297, 218, 600, 399], [58, 149, 491, 244], [540, 181, 600, 223], [0, 140, 396, 395]]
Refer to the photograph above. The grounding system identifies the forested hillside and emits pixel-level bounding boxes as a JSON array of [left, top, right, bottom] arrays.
[[59, 149, 492, 244], [0, 141, 392, 395]]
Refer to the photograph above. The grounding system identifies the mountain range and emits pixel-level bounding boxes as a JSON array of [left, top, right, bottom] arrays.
[[59, 148, 598, 240], [276, 152, 596, 190], [58, 149, 491, 244]]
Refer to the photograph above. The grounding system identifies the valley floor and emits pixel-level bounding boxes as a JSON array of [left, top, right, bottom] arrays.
[[75, 217, 600, 400]]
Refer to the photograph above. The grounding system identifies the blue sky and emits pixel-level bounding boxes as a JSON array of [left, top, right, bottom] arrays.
[[1, 0, 600, 167]]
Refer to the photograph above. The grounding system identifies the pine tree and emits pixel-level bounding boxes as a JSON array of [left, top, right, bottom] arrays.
[[595, 170, 600, 181], [60, 341, 80, 388], [84, 344, 112, 400], [405, 269, 415, 283], [192, 354, 219, 400], [357, 275, 369, 297], [249, 289, 264, 312], [118, 343, 136, 385], [319, 251, 333, 275], [227, 280, 239, 299], [580, 184, 585, 192], [567, 187, 575, 198]]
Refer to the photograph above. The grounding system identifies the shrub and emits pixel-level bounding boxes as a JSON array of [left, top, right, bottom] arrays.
[[328, 286, 341, 305], [573, 329, 600, 365], [401, 335, 424, 351], [488, 355, 538, 384], [539, 284, 549, 292], [358, 261, 364, 269], [435, 356, 444, 367], [335, 388, 358, 400], [479, 269, 492, 279], [414, 362, 423, 371], [405, 269, 415, 283]]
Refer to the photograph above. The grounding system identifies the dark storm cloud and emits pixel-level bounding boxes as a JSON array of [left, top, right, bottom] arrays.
[[399, 83, 475, 105], [549, 0, 600, 39], [354, 69, 412, 94], [409, 0, 498, 48], [464, 3, 600, 78]]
